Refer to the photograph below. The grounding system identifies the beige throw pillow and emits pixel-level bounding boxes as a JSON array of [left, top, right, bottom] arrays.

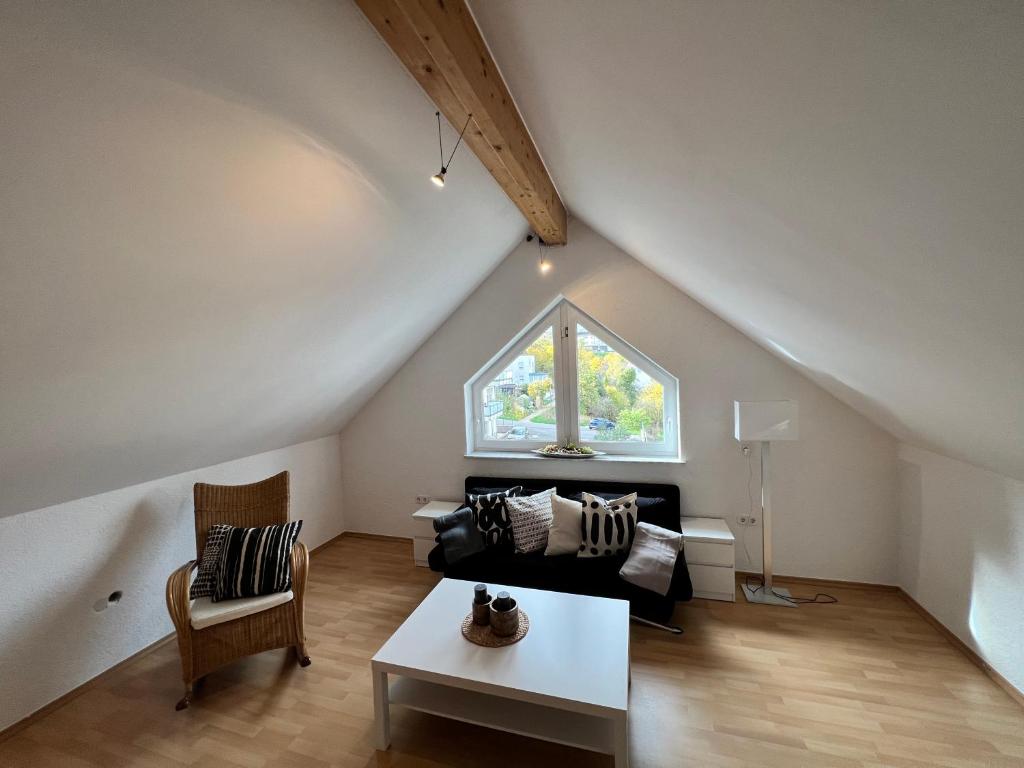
[[619, 522, 683, 595], [544, 493, 584, 556]]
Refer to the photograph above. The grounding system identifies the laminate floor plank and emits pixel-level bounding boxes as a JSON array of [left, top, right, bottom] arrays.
[[3, 536, 1022, 767]]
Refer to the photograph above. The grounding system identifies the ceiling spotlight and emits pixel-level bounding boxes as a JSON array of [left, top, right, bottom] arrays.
[[431, 111, 471, 189]]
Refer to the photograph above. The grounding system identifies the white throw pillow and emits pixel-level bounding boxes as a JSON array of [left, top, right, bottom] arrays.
[[506, 488, 556, 554], [544, 493, 584, 556], [619, 522, 683, 595]]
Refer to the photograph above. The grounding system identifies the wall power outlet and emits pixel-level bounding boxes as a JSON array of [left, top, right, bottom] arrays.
[[415, 495, 432, 505]]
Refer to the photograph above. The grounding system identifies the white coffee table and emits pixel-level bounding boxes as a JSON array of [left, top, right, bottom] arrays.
[[371, 578, 630, 767]]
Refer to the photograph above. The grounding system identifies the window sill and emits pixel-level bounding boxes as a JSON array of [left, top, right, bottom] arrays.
[[465, 451, 685, 464]]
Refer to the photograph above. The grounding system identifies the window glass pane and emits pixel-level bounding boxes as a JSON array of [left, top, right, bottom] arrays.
[[479, 327, 556, 442], [577, 323, 665, 443]]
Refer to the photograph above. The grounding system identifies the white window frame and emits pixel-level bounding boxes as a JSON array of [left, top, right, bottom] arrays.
[[464, 297, 681, 459], [465, 303, 563, 453]]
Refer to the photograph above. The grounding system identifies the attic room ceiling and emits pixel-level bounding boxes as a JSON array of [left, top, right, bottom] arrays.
[[470, 0, 1024, 480], [2, 0, 1022, 520], [0, 0, 523, 517]]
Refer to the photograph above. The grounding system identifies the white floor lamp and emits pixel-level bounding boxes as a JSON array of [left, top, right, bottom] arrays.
[[734, 400, 799, 608]]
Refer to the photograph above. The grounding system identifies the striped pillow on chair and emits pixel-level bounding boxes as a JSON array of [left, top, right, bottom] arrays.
[[190, 523, 232, 599], [213, 520, 303, 602]]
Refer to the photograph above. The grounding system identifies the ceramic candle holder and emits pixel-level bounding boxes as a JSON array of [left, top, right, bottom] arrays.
[[489, 596, 519, 637], [472, 583, 491, 625]]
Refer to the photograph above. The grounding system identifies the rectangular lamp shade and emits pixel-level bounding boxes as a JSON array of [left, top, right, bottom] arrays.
[[734, 400, 799, 441]]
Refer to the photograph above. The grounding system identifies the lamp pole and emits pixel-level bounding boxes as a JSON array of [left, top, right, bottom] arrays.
[[735, 400, 798, 607], [761, 440, 773, 592], [739, 438, 795, 606]]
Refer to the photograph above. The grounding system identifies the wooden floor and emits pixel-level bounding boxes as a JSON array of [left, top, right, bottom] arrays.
[[3, 536, 1023, 768]]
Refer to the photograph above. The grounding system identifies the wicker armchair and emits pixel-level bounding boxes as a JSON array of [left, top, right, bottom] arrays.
[[165, 471, 310, 710]]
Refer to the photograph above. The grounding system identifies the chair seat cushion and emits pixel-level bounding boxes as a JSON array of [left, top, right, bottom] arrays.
[[190, 590, 293, 630]]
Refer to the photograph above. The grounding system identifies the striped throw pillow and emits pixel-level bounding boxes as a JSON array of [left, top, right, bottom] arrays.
[[190, 523, 232, 599], [213, 520, 303, 602]]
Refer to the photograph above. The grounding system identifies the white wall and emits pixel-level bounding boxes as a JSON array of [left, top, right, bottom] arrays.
[[0, 434, 345, 731], [340, 219, 898, 583], [474, 0, 1024, 483], [0, 0, 522, 518], [898, 444, 1024, 696]]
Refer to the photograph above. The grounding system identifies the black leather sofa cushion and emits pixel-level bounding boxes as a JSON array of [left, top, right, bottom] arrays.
[[432, 507, 485, 564]]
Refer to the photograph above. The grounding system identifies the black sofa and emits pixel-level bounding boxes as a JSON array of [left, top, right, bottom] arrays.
[[428, 475, 693, 624]]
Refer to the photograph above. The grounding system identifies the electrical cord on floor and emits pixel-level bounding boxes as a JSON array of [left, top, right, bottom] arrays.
[[744, 574, 839, 605]]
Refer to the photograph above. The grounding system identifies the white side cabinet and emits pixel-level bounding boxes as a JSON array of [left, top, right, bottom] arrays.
[[681, 517, 736, 602], [411, 501, 463, 567]]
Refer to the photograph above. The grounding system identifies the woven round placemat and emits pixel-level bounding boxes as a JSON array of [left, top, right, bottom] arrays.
[[461, 610, 530, 647]]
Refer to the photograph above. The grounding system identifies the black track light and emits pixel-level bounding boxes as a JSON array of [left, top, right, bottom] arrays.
[[432, 111, 472, 188]]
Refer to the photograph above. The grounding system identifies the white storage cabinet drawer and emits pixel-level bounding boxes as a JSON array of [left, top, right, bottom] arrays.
[[684, 541, 734, 567], [413, 537, 435, 566], [411, 501, 463, 567], [681, 517, 736, 602], [687, 564, 736, 602]]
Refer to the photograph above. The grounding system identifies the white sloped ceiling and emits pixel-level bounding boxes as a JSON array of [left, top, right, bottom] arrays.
[[0, 0, 524, 517], [471, 0, 1024, 480], [3, 0, 1021, 520]]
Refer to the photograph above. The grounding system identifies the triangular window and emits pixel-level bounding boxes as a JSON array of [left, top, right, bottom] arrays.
[[465, 298, 679, 459]]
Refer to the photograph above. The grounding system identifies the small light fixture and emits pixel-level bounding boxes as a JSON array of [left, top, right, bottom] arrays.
[[528, 233, 552, 274], [431, 111, 472, 189]]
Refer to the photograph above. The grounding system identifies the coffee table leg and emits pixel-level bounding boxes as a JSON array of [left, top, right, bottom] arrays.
[[372, 669, 390, 750], [613, 712, 628, 768]]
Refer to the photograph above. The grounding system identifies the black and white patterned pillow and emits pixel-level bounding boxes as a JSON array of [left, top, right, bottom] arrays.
[[466, 486, 522, 549], [213, 520, 303, 602], [190, 524, 232, 599], [506, 488, 556, 554], [578, 492, 638, 558]]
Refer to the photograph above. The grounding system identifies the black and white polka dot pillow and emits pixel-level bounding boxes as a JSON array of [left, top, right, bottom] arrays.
[[466, 486, 522, 549], [577, 492, 638, 558]]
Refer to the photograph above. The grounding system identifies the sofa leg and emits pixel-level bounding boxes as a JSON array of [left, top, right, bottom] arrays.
[[175, 684, 193, 711], [295, 645, 311, 667], [629, 615, 683, 634]]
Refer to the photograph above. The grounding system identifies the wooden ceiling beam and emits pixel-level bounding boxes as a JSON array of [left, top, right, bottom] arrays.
[[355, 0, 568, 244]]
